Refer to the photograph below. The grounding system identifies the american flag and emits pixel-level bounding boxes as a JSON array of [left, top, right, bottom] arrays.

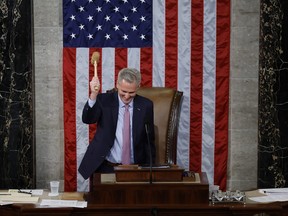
[[63, 0, 230, 192], [64, 0, 152, 47]]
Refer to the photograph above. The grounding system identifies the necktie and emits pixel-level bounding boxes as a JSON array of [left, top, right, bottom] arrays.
[[122, 104, 130, 164]]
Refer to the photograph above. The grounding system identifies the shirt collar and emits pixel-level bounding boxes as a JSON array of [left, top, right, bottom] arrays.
[[118, 95, 134, 108]]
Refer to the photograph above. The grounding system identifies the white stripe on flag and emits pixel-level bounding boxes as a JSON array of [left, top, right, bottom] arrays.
[[152, 0, 165, 87], [202, 0, 217, 185], [177, 0, 191, 170], [102, 48, 115, 93], [128, 48, 140, 70], [76, 48, 90, 191]]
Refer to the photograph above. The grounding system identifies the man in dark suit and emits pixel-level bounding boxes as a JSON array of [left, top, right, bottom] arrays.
[[78, 68, 156, 180]]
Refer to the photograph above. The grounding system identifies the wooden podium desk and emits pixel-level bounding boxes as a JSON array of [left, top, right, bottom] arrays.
[[86, 172, 209, 205], [74, 203, 285, 216], [1, 198, 288, 216], [1, 172, 288, 216]]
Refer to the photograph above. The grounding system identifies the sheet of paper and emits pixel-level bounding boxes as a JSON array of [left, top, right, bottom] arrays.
[[0, 201, 13, 206], [8, 189, 44, 196], [40, 199, 87, 208], [5, 191, 31, 197], [0, 192, 12, 195], [259, 188, 288, 194], [0, 190, 39, 203], [249, 188, 288, 203], [249, 195, 288, 203], [0, 196, 39, 203]]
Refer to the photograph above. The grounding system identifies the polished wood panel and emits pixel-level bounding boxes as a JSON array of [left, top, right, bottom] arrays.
[[88, 172, 209, 205], [1, 202, 287, 216], [86, 182, 209, 205], [114, 165, 185, 182]]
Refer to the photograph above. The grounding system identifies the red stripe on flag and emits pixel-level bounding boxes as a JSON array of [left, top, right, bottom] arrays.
[[63, 48, 77, 191], [190, 0, 204, 173], [214, 0, 230, 190], [165, 0, 178, 88], [140, 47, 153, 87], [115, 48, 128, 85]]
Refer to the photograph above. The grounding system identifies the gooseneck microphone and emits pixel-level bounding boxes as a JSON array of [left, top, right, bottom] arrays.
[[145, 120, 153, 184]]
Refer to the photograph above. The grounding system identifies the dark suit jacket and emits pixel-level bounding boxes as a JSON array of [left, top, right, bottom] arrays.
[[78, 91, 156, 179]]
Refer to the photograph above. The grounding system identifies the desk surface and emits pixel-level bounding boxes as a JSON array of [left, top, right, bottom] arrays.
[[1, 200, 287, 216], [1, 177, 288, 216]]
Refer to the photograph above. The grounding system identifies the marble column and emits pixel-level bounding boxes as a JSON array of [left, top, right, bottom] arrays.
[[258, 0, 288, 188], [0, 0, 35, 188]]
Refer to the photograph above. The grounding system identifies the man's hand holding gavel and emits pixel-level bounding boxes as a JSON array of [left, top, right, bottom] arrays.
[[89, 76, 100, 101], [90, 52, 100, 100]]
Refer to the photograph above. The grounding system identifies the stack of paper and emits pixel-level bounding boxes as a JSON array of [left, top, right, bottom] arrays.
[[0, 191, 39, 203], [249, 188, 288, 203]]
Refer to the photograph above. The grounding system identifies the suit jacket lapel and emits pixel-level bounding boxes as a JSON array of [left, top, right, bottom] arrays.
[[111, 92, 119, 128], [133, 95, 143, 145]]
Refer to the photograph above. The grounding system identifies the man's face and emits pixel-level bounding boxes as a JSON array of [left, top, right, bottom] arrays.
[[117, 79, 138, 104]]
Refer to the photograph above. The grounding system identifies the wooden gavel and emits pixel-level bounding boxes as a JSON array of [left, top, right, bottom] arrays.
[[91, 52, 100, 91]]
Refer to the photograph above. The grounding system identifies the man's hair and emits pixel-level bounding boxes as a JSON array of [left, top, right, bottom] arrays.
[[117, 68, 141, 87]]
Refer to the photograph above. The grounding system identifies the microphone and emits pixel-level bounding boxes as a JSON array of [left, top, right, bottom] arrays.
[[145, 119, 153, 184]]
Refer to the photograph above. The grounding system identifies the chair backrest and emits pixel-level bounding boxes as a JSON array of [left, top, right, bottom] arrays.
[[136, 87, 183, 165]]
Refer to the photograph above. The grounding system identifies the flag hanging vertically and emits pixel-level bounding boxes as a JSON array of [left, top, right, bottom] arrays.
[[63, 0, 230, 192]]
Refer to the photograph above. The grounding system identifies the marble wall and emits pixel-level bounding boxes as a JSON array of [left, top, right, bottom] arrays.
[[258, 0, 288, 188], [0, 0, 262, 191], [0, 1, 34, 188]]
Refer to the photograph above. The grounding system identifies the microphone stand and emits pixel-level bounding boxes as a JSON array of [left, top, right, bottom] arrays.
[[145, 122, 153, 184]]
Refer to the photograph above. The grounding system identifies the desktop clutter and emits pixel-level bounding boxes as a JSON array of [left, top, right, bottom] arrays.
[[209, 186, 288, 204], [0, 181, 87, 208], [2, 174, 287, 207], [210, 189, 246, 204]]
